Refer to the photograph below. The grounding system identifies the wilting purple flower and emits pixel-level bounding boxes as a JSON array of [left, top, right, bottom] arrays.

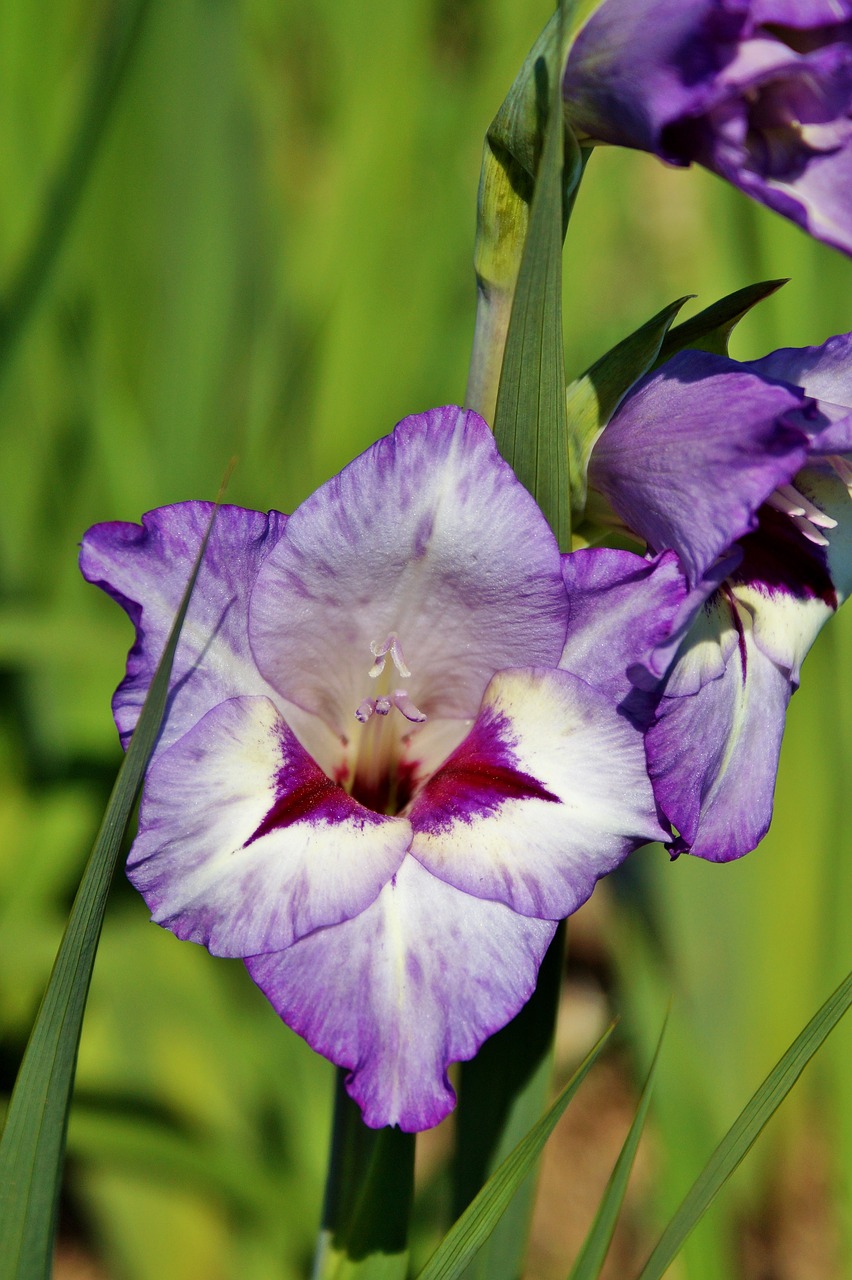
[[81, 406, 680, 1131], [588, 339, 852, 860], [563, 0, 852, 255]]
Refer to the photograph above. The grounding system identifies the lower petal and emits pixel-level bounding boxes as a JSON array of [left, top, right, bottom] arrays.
[[408, 668, 667, 919], [129, 696, 411, 956], [246, 857, 556, 1132], [648, 601, 792, 861]]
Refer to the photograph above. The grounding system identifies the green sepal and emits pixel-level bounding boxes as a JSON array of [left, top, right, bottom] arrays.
[[654, 278, 788, 367], [565, 297, 691, 519], [0, 506, 218, 1280], [416, 1022, 616, 1280]]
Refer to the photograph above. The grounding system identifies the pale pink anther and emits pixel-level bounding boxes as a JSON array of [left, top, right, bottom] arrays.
[[768, 482, 837, 546], [392, 690, 427, 723]]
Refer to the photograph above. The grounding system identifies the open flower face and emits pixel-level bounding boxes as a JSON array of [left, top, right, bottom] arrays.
[[563, 0, 852, 256], [81, 406, 670, 1130], [586, 339, 852, 861]]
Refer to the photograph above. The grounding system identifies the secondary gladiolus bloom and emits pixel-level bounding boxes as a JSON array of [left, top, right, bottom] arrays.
[[587, 340, 852, 860], [562, 0, 852, 256], [81, 407, 674, 1131]]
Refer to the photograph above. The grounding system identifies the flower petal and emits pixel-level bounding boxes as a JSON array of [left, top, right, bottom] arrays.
[[648, 596, 792, 861], [128, 696, 411, 956], [80, 502, 286, 754], [246, 856, 557, 1131], [746, 333, 852, 452], [408, 668, 666, 919], [728, 475, 847, 681], [563, 0, 748, 154], [248, 407, 568, 732], [589, 350, 811, 586], [563, 0, 852, 256], [559, 547, 688, 709]]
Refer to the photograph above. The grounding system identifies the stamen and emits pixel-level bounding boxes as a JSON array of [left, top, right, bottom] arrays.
[[768, 481, 837, 545], [355, 632, 427, 724], [768, 487, 806, 518], [392, 690, 427, 723], [791, 517, 830, 547]]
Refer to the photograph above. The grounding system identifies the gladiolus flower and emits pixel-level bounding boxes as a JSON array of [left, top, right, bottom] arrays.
[[587, 339, 852, 860], [81, 406, 677, 1130], [563, 0, 852, 256]]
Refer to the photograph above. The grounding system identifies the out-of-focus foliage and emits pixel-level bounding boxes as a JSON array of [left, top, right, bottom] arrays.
[[0, 1, 849, 1277]]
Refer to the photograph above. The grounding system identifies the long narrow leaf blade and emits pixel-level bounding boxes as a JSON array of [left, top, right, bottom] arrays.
[[0, 510, 217, 1280], [636, 969, 852, 1280], [567, 1019, 666, 1280], [417, 1024, 615, 1280]]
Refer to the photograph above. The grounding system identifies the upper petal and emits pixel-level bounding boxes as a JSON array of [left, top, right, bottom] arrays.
[[559, 547, 689, 711], [246, 856, 556, 1131], [589, 350, 812, 586], [128, 695, 411, 956], [745, 331, 852, 415], [408, 667, 667, 919], [249, 407, 568, 732], [79, 502, 288, 757]]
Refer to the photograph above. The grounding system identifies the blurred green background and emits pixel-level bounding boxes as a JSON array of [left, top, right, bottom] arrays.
[[0, 1, 850, 1277]]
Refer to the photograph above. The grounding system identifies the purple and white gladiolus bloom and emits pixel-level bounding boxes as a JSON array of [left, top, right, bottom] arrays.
[[81, 406, 677, 1132], [588, 339, 852, 861], [562, 0, 852, 256]]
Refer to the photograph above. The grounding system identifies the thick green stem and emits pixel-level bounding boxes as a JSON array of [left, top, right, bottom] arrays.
[[313, 1071, 415, 1280], [451, 923, 567, 1280]]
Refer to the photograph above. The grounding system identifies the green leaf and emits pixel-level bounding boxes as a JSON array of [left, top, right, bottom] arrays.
[[417, 1022, 616, 1280], [492, 1, 579, 549], [0, 508, 218, 1280], [466, 0, 597, 424], [451, 924, 565, 1280], [313, 1070, 415, 1280], [564, 297, 690, 517], [566, 1018, 666, 1280], [636, 968, 852, 1280], [654, 278, 788, 367]]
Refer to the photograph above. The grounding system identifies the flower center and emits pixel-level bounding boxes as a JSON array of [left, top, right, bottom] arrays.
[[354, 633, 427, 725], [348, 633, 427, 816]]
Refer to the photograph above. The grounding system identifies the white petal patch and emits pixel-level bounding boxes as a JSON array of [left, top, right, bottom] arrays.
[[408, 668, 666, 919], [129, 696, 411, 957]]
